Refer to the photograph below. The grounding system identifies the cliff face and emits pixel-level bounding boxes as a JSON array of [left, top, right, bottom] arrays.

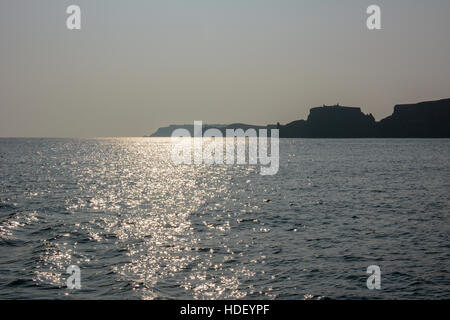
[[279, 99, 450, 138], [307, 106, 376, 138], [377, 98, 450, 137], [280, 105, 376, 138], [149, 98, 450, 138]]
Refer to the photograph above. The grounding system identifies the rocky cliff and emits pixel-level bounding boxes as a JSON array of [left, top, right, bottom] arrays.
[[148, 99, 450, 138]]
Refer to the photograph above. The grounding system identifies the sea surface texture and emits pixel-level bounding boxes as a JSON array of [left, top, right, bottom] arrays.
[[0, 138, 449, 299]]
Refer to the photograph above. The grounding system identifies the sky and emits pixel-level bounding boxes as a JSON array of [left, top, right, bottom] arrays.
[[1, 0, 449, 137]]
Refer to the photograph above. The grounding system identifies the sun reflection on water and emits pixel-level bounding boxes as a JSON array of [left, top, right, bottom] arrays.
[[21, 138, 270, 299]]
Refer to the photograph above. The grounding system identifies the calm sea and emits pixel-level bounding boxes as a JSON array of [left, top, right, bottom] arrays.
[[0, 138, 449, 299]]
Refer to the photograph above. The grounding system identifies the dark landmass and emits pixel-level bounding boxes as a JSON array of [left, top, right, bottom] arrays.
[[377, 99, 450, 138], [148, 98, 450, 138], [280, 105, 376, 138], [149, 123, 277, 137]]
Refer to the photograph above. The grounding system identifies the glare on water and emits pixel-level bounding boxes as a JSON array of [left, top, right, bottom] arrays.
[[0, 138, 449, 299]]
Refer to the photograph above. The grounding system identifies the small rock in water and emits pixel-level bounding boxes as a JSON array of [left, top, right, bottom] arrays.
[[263, 199, 272, 203]]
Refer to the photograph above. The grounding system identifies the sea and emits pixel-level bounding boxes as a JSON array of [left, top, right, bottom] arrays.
[[0, 138, 449, 299]]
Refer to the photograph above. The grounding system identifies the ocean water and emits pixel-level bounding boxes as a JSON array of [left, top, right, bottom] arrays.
[[0, 138, 449, 299]]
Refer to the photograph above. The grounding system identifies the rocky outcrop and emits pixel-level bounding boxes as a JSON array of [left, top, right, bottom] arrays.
[[377, 98, 450, 138], [279, 105, 376, 138], [148, 99, 450, 138]]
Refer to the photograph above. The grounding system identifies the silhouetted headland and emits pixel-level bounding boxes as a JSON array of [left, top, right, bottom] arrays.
[[377, 99, 450, 138], [149, 123, 276, 137], [148, 98, 450, 138]]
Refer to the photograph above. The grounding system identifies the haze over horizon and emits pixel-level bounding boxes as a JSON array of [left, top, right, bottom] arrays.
[[1, 0, 450, 137]]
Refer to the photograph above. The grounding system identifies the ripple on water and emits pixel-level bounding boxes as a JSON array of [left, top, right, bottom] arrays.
[[0, 138, 449, 299]]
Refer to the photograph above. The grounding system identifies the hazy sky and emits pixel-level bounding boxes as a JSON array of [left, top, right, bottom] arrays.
[[1, 0, 449, 137]]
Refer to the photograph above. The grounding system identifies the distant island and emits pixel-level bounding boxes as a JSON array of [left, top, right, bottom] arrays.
[[148, 98, 450, 138]]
